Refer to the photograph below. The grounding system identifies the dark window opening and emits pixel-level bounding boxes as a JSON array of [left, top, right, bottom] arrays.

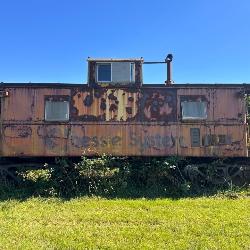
[[97, 64, 112, 82]]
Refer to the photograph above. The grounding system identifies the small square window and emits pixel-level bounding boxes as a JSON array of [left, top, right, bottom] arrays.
[[45, 101, 69, 121], [181, 101, 207, 120], [97, 64, 111, 82]]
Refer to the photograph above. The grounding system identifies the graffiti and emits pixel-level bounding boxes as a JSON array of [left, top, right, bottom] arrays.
[[202, 134, 232, 146], [37, 126, 69, 139], [71, 135, 122, 148], [179, 136, 188, 148], [4, 125, 32, 138], [129, 132, 175, 152], [37, 126, 69, 150]]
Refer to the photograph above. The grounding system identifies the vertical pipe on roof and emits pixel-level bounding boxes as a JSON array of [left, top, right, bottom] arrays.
[[165, 54, 173, 85]]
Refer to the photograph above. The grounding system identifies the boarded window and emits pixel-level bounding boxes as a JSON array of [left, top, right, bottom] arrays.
[[190, 128, 200, 147], [181, 101, 207, 120], [45, 101, 69, 121], [97, 64, 112, 82]]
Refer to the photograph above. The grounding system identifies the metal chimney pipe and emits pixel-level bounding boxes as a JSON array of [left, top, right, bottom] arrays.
[[165, 54, 173, 85]]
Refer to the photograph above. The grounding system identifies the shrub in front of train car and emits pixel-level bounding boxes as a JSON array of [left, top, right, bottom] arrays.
[[123, 156, 191, 197], [48, 154, 129, 197], [18, 167, 56, 197], [13, 155, 197, 198], [50, 155, 189, 197], [74, 154, 130, 197], [49, 158, 82, 197]]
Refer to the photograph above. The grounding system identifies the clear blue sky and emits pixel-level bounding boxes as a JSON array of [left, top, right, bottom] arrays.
[[0, 0, 250, 84]]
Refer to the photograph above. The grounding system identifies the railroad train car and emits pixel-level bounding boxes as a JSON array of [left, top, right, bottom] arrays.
[[0, 55, 249, 159]]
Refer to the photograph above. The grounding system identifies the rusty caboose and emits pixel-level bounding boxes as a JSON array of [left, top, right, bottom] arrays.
[[0, 55, 249, 158]]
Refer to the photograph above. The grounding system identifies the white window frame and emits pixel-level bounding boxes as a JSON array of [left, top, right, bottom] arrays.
[[181, 101, 207, 120], [96, 63, 112, 82], [130, 63, 135, 82], [45, 100, 70, 122]]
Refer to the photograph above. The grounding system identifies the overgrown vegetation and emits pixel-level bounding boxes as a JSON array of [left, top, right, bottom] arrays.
[[0, 156, 249, 249], [0, 155, 249, 200]]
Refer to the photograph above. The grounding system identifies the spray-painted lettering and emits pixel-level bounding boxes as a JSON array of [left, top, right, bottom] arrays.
[[71, 135, 122, 148], [129, 132, 175, 152]]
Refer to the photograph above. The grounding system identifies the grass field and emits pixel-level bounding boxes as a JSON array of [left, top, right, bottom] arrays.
[[0, 193, 249, 250]]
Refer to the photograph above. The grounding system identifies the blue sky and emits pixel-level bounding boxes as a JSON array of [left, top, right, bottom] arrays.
[[0, 0, 250, 84]]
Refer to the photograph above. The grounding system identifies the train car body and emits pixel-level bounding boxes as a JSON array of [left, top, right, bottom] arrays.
[[0, 58, 249, 158]]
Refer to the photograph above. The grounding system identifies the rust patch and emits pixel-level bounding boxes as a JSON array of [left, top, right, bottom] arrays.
[[128, 96, 134, 102], [83, 94, 93, 107], [88, 61, 96, 84], [71, 106, 79, 116], [100, 98, 106, 110], [126, 107, 132, 114], [108, 92, 118, 101], [109, 104, 118, 112], [138, 88, 177, 122]]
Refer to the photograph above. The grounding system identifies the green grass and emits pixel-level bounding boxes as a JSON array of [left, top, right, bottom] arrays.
[[0, 195, 249, 249]]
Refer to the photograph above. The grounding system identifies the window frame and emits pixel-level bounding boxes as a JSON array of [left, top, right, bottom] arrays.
[[130, 62, 135, 82]]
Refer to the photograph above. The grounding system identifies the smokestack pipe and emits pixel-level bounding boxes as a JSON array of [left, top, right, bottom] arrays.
[[165, 54, 173, 85]]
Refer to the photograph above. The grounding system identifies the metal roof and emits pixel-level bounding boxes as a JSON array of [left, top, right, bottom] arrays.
[[1, 82, 250, 89], [87, 58, 144, 62]]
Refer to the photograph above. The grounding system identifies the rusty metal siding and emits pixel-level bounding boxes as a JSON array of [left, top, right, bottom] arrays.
[[0, 85, 248, 157], [1, 123, 246, 157], [213, 88, 246, 122], [71, 87, 177, 122], [3, 88, 70, 122], [138, 88, 177, 122], [71, 88, 140, 122], [177, 124, 247, 157]]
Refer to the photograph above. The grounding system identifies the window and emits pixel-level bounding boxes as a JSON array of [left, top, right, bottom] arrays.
[[181, 101, 207, 120], [96, 62, 135, 83], [45, 100, 69, 121], [97, 63, 112, 82]]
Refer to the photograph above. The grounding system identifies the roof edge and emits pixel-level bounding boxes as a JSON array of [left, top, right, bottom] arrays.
[[87, 58, 144, 62]]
